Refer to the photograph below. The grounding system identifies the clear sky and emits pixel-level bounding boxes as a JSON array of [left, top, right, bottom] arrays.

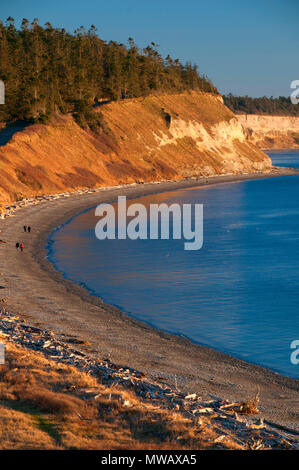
[[1, 0, 298, 97]]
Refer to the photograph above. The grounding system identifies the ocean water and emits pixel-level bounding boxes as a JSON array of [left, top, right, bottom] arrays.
[[48, 150, 299, 378]]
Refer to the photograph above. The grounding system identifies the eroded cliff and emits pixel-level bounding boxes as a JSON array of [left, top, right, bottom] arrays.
[[237, 114, 299, 149], [0, 91, 272, 206]]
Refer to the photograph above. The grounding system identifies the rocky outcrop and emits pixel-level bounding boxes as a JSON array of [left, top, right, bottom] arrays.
[[237, 114, 299, 149], [0, 91, 272, 205]]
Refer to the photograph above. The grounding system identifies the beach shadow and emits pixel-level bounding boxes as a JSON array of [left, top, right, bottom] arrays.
[[0, 121, 31, 146], [2, 400, 62, 446], [93, 99, 112, 108]]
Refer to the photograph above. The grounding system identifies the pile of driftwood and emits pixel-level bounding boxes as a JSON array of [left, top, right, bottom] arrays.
[[0, 305, 298, 450]]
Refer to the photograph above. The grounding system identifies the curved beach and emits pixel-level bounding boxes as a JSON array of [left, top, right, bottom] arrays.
[[0, 169, 298, 432]]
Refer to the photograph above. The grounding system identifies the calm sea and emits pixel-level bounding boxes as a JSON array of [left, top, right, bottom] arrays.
[[48, 150, 299, 378]]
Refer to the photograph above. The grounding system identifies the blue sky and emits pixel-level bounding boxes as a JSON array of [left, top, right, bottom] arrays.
[[1, 0, 298, 97]]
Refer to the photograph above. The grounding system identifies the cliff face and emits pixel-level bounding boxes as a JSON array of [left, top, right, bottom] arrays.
[[237, 114, 299, 149], [0, 91, 272, 205]]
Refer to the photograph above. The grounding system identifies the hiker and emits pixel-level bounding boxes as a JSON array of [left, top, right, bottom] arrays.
[[23, 226, 27, 232], [20, 242, 24, 252], [16, 242, 19, 250]]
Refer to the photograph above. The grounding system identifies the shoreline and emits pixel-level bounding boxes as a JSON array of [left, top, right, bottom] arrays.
[[0, 167, 299, 433]]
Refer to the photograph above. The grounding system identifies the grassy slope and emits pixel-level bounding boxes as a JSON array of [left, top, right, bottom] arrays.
[[0, 91, 271, 207], [0, 339, 242, 450]]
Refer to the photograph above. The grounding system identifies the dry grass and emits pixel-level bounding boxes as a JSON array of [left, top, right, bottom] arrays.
[[0, 340, 244, 450]]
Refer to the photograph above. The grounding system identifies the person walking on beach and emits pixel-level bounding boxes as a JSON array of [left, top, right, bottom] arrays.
[[23, 226, 27, 232], [16, 242, 19, 250], [27, 226, 31, 233], [20, 242, 24, 252]]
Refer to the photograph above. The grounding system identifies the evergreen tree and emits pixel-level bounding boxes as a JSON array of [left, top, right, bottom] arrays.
[[223, 94, 299, 116], [0, 18, 218, 126]]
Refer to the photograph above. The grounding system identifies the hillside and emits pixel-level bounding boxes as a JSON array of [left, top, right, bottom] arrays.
[[0, 91, 272, 206], [0, 311, 296, 450], [0, 19, 217, 124], [237, 114, 299, 149], [1, 336, 229, 450]]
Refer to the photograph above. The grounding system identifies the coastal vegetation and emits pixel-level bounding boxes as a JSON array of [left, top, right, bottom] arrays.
[[0, 339, 244, 450], [0, 17, 217, 128], [223, 94, 299, 116], [0, 18, 272, 206]]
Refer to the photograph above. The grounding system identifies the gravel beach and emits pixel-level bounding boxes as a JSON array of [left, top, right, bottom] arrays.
[[0, 168, 298, 434]]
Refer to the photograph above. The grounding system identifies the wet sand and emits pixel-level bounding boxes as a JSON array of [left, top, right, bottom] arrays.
[[0, 168, 298, 433]]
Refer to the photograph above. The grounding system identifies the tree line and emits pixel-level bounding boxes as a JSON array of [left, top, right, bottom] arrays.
[[223, 94, 299, 116], [0, 17, 218, 128]]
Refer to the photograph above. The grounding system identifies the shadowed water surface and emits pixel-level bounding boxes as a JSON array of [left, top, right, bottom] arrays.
[[48, 151, 299, 378]]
